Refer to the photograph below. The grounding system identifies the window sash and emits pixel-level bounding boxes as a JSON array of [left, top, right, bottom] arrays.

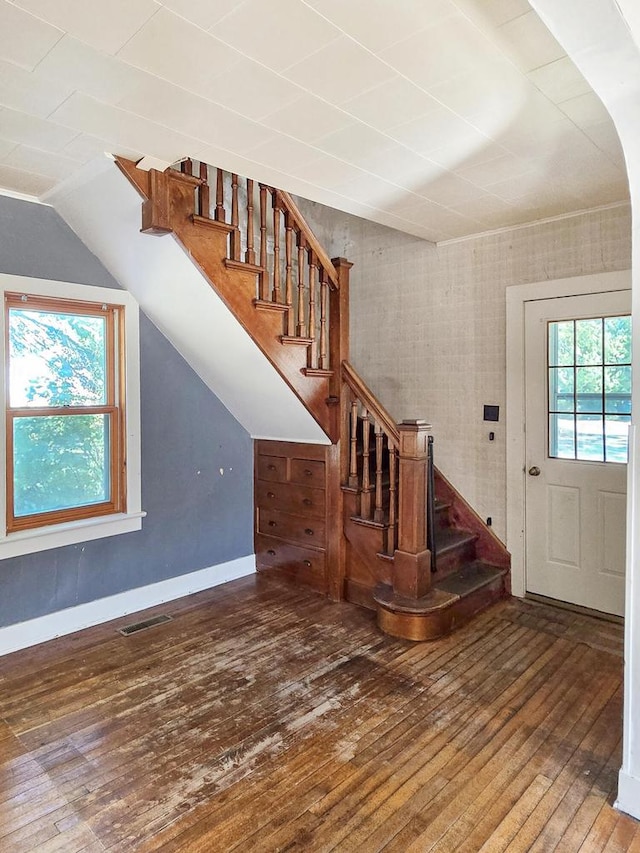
[[4, 293, 126, 532]]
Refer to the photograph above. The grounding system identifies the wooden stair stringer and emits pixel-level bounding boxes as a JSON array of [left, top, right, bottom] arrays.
[[435, 468, 511, 572], [115, 158, 336, 440]]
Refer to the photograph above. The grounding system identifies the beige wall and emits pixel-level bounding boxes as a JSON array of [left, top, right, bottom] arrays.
[[297, 197, 631, 541]]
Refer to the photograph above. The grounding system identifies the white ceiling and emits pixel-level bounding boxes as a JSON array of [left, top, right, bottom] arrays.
[[0, 0, 630, 242]]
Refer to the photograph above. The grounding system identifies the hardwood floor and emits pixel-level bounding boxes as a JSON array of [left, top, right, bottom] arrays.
[[0, 576, 636, 852]]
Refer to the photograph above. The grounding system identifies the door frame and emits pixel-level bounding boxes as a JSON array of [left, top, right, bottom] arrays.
[[506, 269, 632, 598]]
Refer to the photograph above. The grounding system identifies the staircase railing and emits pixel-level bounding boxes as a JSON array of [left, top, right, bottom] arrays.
[[179, 158, 338, 376], [342, 361, 400, 556]]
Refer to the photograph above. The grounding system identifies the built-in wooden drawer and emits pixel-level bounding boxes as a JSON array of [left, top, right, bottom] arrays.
[[290, 458, 325, 487], [257, 507, 326, 548], [255, 480, 325, 520], [255, 534, 327, 592], [256, 454, 287, 483]]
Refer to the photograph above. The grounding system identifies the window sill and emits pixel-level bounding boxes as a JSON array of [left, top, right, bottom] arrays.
[[0, 511, 146, 559]]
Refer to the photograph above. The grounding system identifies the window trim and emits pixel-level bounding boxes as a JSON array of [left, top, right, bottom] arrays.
[[0, 274, 144, 559]]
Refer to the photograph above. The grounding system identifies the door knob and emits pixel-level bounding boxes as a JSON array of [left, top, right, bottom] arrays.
[[528, 466, 541, 476]]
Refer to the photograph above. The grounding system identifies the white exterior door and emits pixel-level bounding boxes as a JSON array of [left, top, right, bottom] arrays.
[[524, 290, 631, 616]]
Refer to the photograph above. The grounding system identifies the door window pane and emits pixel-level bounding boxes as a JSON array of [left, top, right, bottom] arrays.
[[549, 413, 575, 459], [575, 318, 602, 365], [605, 416, 631, 463], [576, 414, 604, 462], [576, 367, 602, 413], [13, 415, 110, 517], [604, 316, 631, 364], [604, 366, 631, 414], [549, 320, 574, 366], [549, 367, 574, 412]]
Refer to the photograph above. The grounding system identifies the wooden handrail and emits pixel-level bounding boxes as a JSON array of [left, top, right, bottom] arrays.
[[342, 361, 399, 446], [273, 190, 339, 290]]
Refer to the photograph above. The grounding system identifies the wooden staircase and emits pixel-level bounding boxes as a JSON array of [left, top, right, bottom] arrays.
[[117, 156, 510, 641]]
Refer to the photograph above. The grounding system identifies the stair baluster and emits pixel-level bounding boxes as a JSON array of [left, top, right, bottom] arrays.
[[374, 422, 384, 524], [231, 174, 240, 262], [199, 162, 210, 217], [319, 269, 328, 370], [308, 251, 317, 368], [273, 201, 282, 303], [215, 168, 225, 222], [284, 213, 295, 336], [259, 185, 268, 300], [349, 399, 359, 488], [388, 447, 397, 555], [296, 235, 307, 337], [245, 179, 255, 264]]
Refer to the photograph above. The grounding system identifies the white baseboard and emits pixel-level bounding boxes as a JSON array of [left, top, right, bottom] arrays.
[[616, 770, 640, 820], [0, 555, 256, 657]]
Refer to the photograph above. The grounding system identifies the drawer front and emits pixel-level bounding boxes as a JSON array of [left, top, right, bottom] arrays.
[[255, 480, 326, 519], [257, 507, 326, 548], [289, 458, 325, 488], [256, 534, 326, 591], [256, 454, 287, 483]]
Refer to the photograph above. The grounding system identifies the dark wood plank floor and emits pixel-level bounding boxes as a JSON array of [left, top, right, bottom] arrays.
[[0, 575, 636, 852]]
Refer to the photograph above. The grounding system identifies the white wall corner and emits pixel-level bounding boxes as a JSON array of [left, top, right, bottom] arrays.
[[0, 554, 256, 657], [615, 770, 640, 821]]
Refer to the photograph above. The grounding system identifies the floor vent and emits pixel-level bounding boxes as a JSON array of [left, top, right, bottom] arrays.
[[118, 614, 172, 636]]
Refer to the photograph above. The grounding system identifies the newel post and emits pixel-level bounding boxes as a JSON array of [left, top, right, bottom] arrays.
[[394, 420, 432, 599], [325, 257, 352, 600], [330, 257, 352, 365]]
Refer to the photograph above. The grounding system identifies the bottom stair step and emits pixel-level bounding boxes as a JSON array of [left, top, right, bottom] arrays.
[[373, 561, 508, 642], [435, 561, 505, 597]]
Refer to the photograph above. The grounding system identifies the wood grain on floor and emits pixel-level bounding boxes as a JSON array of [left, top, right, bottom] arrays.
[[0, 575, 636, 852]]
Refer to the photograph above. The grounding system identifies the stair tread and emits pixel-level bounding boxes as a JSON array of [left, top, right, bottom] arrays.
[[433, 527, 477, 553], [350, 515, 388, 530], [190, 213, 234, 233], [253, 299, 288, 313], [281, 335, 313, 346], [434, 561, 506, 597], [225, 258, 264, 274], [303, 367, 334, 378]]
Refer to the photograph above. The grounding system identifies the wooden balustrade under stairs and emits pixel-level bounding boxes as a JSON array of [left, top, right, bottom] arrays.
[[117, 155, 510, 641]]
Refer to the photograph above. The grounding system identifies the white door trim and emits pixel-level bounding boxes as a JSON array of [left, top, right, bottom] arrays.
[[506, 269, 632, 598]]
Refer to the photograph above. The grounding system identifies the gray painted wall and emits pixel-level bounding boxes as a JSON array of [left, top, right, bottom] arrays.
[[0, 195, 253, 627]]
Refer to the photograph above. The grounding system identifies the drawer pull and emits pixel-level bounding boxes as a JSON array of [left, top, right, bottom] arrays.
[[303, 560, 312, 567], [267, 464, 276, 471], [305, 528, 314, 536], [304, 469, 313, 477], [267, 549, 276, 556], [267, 491, 276, 498], [303, 498, 312, 506], [268, 520, 277, 528]]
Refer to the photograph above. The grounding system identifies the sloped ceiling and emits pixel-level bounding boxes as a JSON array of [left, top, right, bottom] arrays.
[[0, 0, 630, 242]]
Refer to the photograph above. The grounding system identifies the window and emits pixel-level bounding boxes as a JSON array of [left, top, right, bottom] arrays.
[[0, 275, 142, 558], [548, 315, 632, 462], [6, 294, 125, 531]]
